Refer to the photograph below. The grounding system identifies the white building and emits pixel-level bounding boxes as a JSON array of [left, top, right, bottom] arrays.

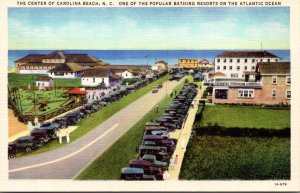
[[214, 51, 279, 80], [35, 76, 54, 90], [121, 70, 141, 79], [81, 69, 122, 87]]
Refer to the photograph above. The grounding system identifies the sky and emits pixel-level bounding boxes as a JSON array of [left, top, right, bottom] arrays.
[[8, 7, 290, 50]]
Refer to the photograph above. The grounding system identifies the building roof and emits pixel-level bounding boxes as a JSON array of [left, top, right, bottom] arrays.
[[67, 88, 87, 95], [257, 62, 290, 74], [82, 69, 110, 77], [48, 63, 85, 72], [155, 60, 168, 65], [95, 65, 151, 72], [217, 51, 278, 58], [199, 59, 209, 64], [15, 51, 104, 64], [208, 72, 225, 79], [109, 74, 122, 79], [36, 76, 53, 81]]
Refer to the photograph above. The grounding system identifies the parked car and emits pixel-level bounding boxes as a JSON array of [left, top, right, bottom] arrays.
[[143, 140, 176, 153], [8, 143, 16, 159], [30, 129, 51, 143], [64, 112, 82, 123], [79, 108, 92, 117], [138, 145, 169, 160], [11, 136, 41, 152], [120, 167, 156, 180], [129, 159, 163, 180], [144, 129, 169, 137], [84, 104, 97, 113], [157, 84, 163, 88], [38, 122, 60, 138], [141, 154, 168, 170]]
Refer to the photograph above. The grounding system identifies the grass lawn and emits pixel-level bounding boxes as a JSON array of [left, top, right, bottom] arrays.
[[197, 105, 290, 129], [75, 77, 187, 180], [15, 89, 68, 115], [180, 135, 290, 180], [8, 73, 81, 88], [16, 74, 171, 157]]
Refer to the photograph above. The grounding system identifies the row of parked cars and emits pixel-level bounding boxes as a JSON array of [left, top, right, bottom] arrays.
[[8, 101, 108, 159], [8, 74, 169, 160], [120, 82, 198, 180]]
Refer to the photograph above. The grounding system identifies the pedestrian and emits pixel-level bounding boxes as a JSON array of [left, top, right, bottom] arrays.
[[174, 154, 179, 165], [163, 169, 170, 180], [181, 139, 185, 149], [169, 157, 175, 170]]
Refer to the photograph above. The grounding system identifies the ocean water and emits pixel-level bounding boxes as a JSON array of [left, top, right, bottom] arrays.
[[8, 50, 290, 68]]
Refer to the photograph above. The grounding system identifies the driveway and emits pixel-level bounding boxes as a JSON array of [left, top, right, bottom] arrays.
[[9, 79, 183, 179]]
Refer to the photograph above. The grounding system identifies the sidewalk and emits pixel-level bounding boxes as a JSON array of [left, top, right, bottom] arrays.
[[168, 83, 205, 180]]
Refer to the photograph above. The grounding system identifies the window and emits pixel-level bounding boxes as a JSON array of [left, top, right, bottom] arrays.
[[217, 66, 220, 70], [272, 76, 277, 84], [217, 59, 220, 63], [231, 73, 238, 78], [223, 66, 226, 70], [237, 59, 240, 63], [276, 59, 278, 62], [251, 66, 255, 70], [252, 59, 255, 63], [260, 59, 263, 62], [230, 59, 233, 63], [245, 59, 248, 63], [93, 78, 95, 83], [229, 66, 232, 70], [244, 66, 247, 70], [238, 89, 254, 98], [286, 76, 291, 85], [286, 90, 291, 99], [272, 89, 276, 99], [237, 66, 240, 70], [223, 59, 226, 63], [268, 59, 270, 62]]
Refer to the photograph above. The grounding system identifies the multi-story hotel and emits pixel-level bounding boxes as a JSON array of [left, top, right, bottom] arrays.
[[214, 51, 279, 80]]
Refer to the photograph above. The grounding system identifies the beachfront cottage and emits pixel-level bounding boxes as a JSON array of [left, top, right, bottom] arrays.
[[48, 63, 85, 78], [198, 59, 213, 70], [15, 51, 106, 74], [212, 62, 290, 105], [179, 59, 198, 69], [81, 69, 122, 87], [35, 76, 54, 89], [214, 51, 279, 80]]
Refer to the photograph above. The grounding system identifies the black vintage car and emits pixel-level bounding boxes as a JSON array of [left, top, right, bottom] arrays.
[[53, 116, 75, 127], [11, 136, 41, 152], [30, 129, 51, 143], [38, 122, 60, 139], [79, 107, 92, 117], [129, 159, 163, 180], [8, 143, 16, 159], [120, 167, 156, 181]]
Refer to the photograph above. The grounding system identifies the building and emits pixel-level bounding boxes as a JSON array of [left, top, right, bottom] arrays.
[[121, 69, 141, 79], [81, 69, 122, 87], [15, 51, 106, 74], [35, 76, 54, 89], [154, 60, 168, 71], [179, 59, 198, 69], [212, 62, 290, 105], [48, 63, 85, 78], [198, 59, 213, 69], [214, 51, 279, 80]]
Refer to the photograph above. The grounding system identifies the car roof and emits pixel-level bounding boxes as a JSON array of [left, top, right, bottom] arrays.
[[142, 154, 156, 159], [121, 167, 144, 174], [17, 136, 35, 140], [129, 159, 152, 166], [143, 135, 164, 140], [139, 145, 164, 150]]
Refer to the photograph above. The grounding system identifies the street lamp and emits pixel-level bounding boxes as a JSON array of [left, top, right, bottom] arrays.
[[156, 104, 159, 113]]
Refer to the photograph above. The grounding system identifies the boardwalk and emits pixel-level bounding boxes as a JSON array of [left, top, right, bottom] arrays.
[[168, 82, 205, 180]]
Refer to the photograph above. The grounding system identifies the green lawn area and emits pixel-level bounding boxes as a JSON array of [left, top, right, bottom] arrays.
[[17, 74, 171, 157], [15, 89, 68, 115], [8, 73, 81, 88], [76, 77, 187, 180], [180, 136, 290, 180], [198, 105, 290, 129]]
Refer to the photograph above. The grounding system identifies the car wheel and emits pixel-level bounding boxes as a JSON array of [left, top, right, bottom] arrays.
[[39, 140, 45, 146], [9, 153, 16, 159], [25, 147, 32, 152]]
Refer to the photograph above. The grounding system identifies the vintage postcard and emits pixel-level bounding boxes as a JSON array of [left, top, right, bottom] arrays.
[[0, 0, 299, 191]]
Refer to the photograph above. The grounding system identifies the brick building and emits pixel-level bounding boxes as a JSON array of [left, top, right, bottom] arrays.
[[212, 62, 290, 105]]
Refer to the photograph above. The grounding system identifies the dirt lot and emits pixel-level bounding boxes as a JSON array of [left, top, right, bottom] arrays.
[[8, 109, 28, 137]]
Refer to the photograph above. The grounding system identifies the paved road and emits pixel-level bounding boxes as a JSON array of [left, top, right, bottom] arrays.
[[9, 79, 183, 179]]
